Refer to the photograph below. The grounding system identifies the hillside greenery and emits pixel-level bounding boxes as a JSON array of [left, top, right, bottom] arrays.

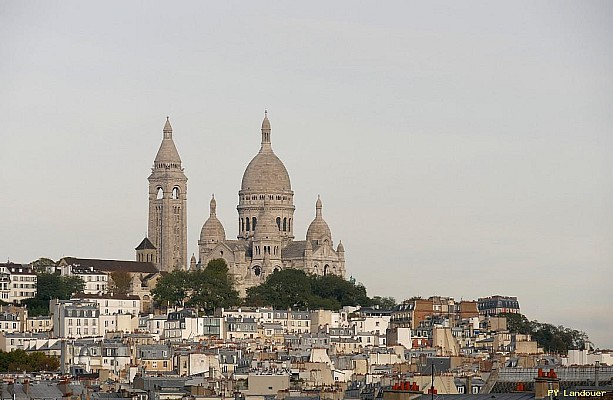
[[245, 269, 375, 309], [152, 258, 240, 312], [501, 312, 589, 354], [22, 273, 85, 317]]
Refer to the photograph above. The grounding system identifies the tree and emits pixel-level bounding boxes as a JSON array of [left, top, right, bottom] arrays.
[[371, 296, 397, 309], [311, 274, 371, 307], [152, 270, 190, 307], [30, 258, 56, 273], [246, 269, 313, 309], [500, 312, 589, 354], [109, 271, 132, 296], [245, 270, 373, 310], [0, 350, 59, 372], [23, 273, 85, 317], [188, 259, 240, 312], [151, 259, 240, 312], [35, 273, 84, 301], [61, 275, 86, 298]]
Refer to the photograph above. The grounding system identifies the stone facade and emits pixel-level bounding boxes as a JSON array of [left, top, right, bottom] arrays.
[[146, 118, 188, 271], [140, 113, 346, 293], [198, 112, 346, 295]]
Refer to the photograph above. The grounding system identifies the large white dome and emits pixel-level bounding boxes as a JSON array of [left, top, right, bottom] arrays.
[[240, 112, 291, 193]]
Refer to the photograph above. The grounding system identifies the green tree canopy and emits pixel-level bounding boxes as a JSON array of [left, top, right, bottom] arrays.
[[30, 258, 56, 272], [152, 259, 240, 312], [109, 271, 132, 296], [152, 270, 190, 307], [0, 349, 59, 372], [246, 269, 313, 309], [22, 273, 85, 317], [501, 312, 589, 354], [245, 269, 373, 309], [370, 296, 397, 309], [35, 273, 85, 301]]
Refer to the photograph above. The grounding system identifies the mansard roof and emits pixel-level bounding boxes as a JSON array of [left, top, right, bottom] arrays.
[[72, 292, 141, 300], [60, 257, 158, 274]]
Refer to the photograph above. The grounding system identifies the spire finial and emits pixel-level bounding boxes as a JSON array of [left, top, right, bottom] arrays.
[[163, 116, 173, 139], [315, 195, 323, 216], [260, 110, 271, 149], [210, 194, 217, 216]]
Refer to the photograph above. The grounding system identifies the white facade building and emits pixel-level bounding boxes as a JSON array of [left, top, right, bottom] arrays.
[[50, 299, 100, 339], [0, 264, 37, 303]]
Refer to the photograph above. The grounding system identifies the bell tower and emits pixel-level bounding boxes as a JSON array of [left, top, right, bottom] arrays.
[[147, 117, 188, 271]]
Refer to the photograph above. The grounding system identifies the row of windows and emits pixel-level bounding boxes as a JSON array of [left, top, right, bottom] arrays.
[[13, 284, 35, 289], [14, 291, 35, 297], [67, 327, 96, 336], [68, 318, 97, 326], [478, 301, 520, 309], [66, 309, 97, 318], [100, 300, 138, 307], [254, 245, 279, 256], [155, 161, 180, 169], [155, 186, 181, 199], [241, 194, 290, 201], [83, 275, 106, 282], [14, 276, 36, 282], [241, 217, 293, 232]]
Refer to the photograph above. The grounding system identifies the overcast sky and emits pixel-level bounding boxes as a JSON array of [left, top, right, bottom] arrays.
[[1, 1, 612, 348]]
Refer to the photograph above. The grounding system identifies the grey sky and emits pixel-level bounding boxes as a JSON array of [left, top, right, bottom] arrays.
[[1, 1, 612, 347]]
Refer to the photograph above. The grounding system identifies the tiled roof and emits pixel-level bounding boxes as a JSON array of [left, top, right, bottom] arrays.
[[135, 237, 156, 250], [72, 292, 141, 300], [281, 241, 307, 258]]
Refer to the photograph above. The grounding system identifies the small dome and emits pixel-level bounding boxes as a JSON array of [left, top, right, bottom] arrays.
[[306, 196, 332, 244], [337, 241, 344, 252], [241, 113, 291, 192], [200, 195, 226, 243]]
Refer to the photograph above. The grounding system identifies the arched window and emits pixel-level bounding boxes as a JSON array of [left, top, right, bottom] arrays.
[[252, 217, 257, 230], [246, 218, 250, 231], [324, 264, 329, 276], [283, 218, 287, 231], [172, 187, 180, 199], [156, 187, 163, 199], [276, 217, 281, 230], [273, 267, 280, 273], [253, 266, 261, 276]]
